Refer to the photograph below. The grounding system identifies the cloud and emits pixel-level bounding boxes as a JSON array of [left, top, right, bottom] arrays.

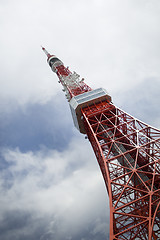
[[0, 136, 109, 239], [113, 78, 160, 128], [0, 0, 160, 107], [0, 95, 73, 151], [0, 0, 160, 239]]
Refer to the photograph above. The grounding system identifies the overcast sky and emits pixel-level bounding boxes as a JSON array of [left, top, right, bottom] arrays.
[[0, 0, 160, 239]]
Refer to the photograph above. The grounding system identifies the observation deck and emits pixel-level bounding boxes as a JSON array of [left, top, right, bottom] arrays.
[[69, 88, 111, 133]]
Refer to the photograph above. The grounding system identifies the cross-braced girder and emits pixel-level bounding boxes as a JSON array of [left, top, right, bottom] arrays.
[[82, 100, 160, 240]]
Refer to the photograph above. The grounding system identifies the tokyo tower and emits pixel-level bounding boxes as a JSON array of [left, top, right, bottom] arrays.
[[42, 47, 160, 240]]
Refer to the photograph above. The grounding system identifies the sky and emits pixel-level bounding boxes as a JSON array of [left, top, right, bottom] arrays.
[[0, 0, 160, 239]]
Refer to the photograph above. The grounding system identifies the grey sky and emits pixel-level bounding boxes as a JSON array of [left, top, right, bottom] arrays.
[[0, 0, 160, 239]]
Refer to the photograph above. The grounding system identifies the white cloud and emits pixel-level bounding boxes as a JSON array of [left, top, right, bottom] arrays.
[[0, 0, 159, 107], [0, 136, 109, 238], [0, 0, 159, 239]]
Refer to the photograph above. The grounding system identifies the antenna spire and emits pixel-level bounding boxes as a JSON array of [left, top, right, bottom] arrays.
[[41, 46, 51, 58]]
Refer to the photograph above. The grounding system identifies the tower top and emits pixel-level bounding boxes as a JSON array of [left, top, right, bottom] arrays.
[[41, 46, 52, 59], [41, 47, 93, 102]]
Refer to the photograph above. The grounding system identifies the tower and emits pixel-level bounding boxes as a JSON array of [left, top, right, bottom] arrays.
[[42, 47, 160, 240]]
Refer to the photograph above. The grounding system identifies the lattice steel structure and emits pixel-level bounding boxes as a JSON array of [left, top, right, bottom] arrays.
[[42, 47, 160, 240]]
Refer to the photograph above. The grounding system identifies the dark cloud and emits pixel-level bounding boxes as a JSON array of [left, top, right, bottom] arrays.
[[0, 210, 109, 240], [0, 96, 73, 152], [0, 144, 109, 240], [0, 0, 159, 239], [113, 78, 160, 128], [0, 210, 52, 240]]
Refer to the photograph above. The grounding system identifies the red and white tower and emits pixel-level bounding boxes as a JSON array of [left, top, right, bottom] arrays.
[[42, 47, 160, 240]]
